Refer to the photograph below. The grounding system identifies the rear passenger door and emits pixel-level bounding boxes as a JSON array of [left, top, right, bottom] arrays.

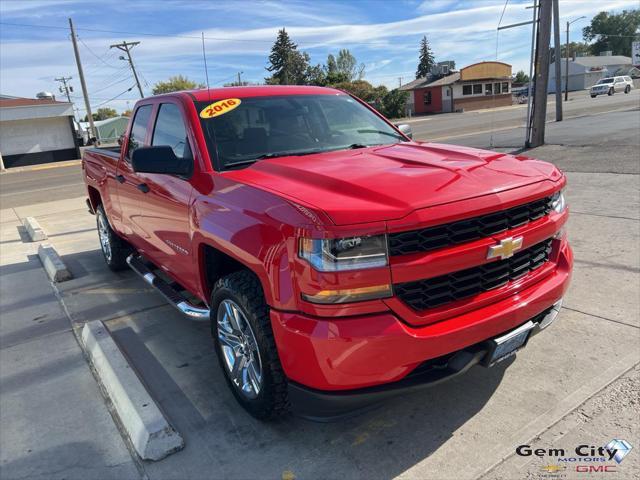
[[115, 104, 153, 242], [134, 102, 197, 290]]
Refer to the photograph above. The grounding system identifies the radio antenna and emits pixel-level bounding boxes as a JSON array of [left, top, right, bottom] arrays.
[[201, 32, 211, 101]]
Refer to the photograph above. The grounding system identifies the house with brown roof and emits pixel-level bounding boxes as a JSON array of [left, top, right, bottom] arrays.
[[0, 95, 79, 168], [400, 61, 513, 115]]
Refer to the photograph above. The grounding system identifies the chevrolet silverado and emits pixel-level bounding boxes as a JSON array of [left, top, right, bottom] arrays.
[[82, 85, 572, 420]]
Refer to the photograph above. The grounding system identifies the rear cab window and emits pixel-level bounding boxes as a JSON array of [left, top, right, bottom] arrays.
[[126, 104, 153, 160]]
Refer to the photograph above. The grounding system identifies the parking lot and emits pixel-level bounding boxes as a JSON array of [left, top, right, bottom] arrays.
[[1, 100, 639, 479]]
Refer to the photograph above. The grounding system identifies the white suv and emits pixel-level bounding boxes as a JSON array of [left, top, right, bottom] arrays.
[[590, 76, 634, 97]]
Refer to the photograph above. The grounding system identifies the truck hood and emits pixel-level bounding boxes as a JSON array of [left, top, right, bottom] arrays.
[[226, 142, 561, 225]]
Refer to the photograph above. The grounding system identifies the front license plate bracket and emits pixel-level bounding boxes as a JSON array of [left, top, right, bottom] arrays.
[[483, 320, 535, 367]]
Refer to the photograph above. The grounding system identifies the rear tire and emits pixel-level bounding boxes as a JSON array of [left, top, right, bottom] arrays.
[[211, 271, 289, 419], [96, 204, 131, 271], [608, 87, 614, 96]]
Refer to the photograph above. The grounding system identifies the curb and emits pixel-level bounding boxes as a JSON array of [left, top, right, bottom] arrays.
[[23, 216, 47, 241], [37, 243, 72, 282], [0, 159, 81, 174], [81, 321, 184, 461]]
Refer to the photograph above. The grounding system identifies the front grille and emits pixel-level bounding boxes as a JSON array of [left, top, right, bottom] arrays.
[[395, 239, 553, 311], [388, 196, 553, 256]]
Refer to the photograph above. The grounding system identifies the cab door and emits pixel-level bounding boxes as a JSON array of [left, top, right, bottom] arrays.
[[133, 101, 197, 292]]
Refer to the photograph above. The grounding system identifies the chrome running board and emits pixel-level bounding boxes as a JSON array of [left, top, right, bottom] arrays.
[[126, 254, 210, 322]]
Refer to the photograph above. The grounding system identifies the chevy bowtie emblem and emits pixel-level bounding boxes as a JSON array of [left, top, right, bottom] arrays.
[[487, 236, 523, 260]]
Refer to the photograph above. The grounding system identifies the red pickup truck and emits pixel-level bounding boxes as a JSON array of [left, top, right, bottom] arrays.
[[83, 85, 572, 420]]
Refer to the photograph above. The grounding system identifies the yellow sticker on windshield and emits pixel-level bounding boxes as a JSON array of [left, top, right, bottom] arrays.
[[200, 98, 241, 118]]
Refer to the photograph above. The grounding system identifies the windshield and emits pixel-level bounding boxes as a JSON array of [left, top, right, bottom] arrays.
[[597, 78, 614, 85], [196, 94, 406, 169]]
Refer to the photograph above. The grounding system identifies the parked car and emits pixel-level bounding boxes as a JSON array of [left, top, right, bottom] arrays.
[[590, 76, 633, 97], [82, 86, 572, 420]]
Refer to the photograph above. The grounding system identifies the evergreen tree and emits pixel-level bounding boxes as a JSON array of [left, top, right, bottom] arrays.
[[326, 54, 338, 74], [266, 28, 309, 85], [416, 35, 435, 79]]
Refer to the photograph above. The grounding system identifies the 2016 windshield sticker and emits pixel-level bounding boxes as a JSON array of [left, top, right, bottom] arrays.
[[200, 98, 241, 118]]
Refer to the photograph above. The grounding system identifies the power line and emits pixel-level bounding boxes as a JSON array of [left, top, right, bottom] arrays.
[[92, 85, 136, 108], [78, 36, 121, 69], [91, 74, 134, 95]]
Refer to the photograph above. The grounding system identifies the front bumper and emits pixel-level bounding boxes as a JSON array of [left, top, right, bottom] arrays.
[[271, 241, 572, 418], [287, 302, 562, 420]]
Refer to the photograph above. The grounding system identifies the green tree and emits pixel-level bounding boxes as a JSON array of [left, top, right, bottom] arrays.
[[83, 107, 118, 122], [305, 63, 327, 86], [583, 10, 640, 57], [379, 89, 409, 119], [416, 35, 435, 79], [550, 41, 591, 63], [324, 53, 349, 84], [152, 75, 204, 95], [513, 70, 529, 84], [335, 49, 365, 81], [266, 28, 310, 85]]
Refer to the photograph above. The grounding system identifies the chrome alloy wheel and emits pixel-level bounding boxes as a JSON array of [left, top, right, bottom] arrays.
[[97, 211, 112, 262], [216, 299, 263, 399]]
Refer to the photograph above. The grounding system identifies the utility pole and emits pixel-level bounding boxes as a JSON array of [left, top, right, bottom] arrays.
[[552, 0, 562, 121], [237, 71, 243, 85], [529, 0, 553, 148], [69, 18, 96, 144], [110, 40, 144, 98], [55, 76, 73, 103], [398, 77, 403, 88]]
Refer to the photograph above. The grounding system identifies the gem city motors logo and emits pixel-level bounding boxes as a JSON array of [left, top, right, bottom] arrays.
[[517, 439, 632, 476]]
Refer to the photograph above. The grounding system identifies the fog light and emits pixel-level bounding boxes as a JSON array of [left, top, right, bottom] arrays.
[[302, 284, 392, 304]]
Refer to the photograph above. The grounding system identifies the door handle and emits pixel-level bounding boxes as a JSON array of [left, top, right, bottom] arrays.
[[115, 174, 125, 184], [137, 183, 150, 193]]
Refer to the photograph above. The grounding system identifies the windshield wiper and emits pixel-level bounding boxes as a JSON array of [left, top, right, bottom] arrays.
[[357, 129, 404, 140], [224, 149, 324, 169], [347, 143, 369, 149]]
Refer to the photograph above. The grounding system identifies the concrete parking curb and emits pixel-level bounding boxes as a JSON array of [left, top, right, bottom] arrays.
[[37, 243, 72, 282], [81, 321, 184, 461], [23, 216, 47, 241]]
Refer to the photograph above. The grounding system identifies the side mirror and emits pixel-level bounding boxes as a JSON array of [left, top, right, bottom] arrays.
[[395, 123, 413, 139], [131, 146, 191, 176], [117, 134, 124, 146]]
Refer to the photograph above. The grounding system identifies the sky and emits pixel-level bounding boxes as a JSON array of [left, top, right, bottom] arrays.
[[1, 0, 637, 117]]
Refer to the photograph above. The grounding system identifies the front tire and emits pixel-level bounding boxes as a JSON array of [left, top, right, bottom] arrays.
[[96, 204, 131, 271], [211, 271, 289, 419], [625, 85, 631, 94], [590, 94, 597, 98]]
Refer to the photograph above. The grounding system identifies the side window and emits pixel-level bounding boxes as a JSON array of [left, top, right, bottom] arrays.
[[473, 84, 483, 94], [127, 105, 153, 159], [151, 103, 192, 160], [462, 85, 472, 95]]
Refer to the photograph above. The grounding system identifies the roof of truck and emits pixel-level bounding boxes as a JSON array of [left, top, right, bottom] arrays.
[[185, 85, 344, 102]]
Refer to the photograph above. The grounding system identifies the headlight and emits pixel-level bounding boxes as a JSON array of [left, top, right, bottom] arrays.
[[299, 235, 388, 272], [551, 189, 566, 213]]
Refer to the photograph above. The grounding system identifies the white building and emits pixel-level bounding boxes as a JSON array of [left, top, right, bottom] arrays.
[[0, 96, 79, 168], [548, 55, 633, 93]]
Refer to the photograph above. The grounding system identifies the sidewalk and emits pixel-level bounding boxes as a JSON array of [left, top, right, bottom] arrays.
[[0, 203, 140, 480]]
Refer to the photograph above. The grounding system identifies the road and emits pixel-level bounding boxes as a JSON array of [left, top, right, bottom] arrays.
[[0, 89, 638, 210]]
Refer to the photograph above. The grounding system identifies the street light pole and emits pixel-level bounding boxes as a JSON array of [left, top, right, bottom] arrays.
[[565, 16, 586, 101]]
